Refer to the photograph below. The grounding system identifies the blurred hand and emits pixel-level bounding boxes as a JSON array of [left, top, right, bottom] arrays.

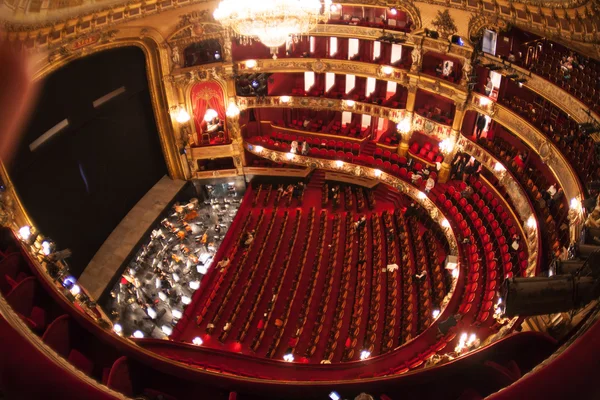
[[0, 41, 38, 165]]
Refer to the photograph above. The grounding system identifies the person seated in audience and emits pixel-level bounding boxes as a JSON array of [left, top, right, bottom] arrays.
[[435, 63, 443, 76], [484, 77, 493, 96], [355, 215, 367, 229], [284, 184, 294, 198], [290, 140, 299, 154], [243, 230, 255, 248], [217, 256, 230, 271], [585, 209, 600, 244], [303, 119, 310, 128], [412, 172, 423, 185], [301, 141, 309, 155], [425, 176, 435, 193], [511, 234, 521, 251], [405, 203, 418, 218], [415, 270, 427, 280], [508, 51, 516, 63], [514, 152, 527, 169], [461, 185, 474, 199]]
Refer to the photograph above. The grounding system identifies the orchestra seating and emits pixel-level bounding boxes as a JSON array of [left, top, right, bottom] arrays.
[[173, 179, 465, 364]]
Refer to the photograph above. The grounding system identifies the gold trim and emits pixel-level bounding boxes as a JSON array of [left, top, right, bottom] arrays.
[[237, 95, 406, 124]]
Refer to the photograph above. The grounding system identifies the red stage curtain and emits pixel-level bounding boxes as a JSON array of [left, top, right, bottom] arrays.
[[191, 82, 226, 142]]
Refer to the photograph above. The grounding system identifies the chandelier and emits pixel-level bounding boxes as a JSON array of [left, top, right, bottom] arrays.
[[214, 0, 331, 55]]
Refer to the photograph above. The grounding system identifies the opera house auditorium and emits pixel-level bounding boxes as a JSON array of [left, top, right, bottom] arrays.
[[2, 0, 600, 399]]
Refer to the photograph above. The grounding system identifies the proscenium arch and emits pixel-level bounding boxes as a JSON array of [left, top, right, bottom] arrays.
[[31, 35, 184, 181]]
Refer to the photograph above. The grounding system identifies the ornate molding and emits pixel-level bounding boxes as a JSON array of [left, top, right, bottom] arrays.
[[236, 95, 406, 123], [235, 58, 467, 103]]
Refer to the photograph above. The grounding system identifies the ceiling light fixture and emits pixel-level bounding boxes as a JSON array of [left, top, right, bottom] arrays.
[[214, 0, 331, 55]]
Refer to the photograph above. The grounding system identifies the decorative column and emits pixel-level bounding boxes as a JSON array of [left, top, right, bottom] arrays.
[[397, 84, 418, 157], [438, 102, 467, 183], [225, 75, 247, 171], [410, 44, 423, 74], [568, 197, 583, 244]]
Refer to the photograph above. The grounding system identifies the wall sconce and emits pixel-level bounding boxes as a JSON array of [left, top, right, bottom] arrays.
[[173, 106, 191, 124], [570, 197, 582, 212], [441, 218, 450, 228], [397, 118, 411, 135], [439, 138, 455, 155], [18, 225, 32, 241], [526, 215, 537, 230], [380, 65, 394, 75], [494, 162, 506, 173], [344, 100, 355, 108], [226, 102, 240, 118], [335, 160, 344, 168], [204, 109, 218, 122], [254, 145, 264, 153], [374, 169, 382, 177], [280, 96, 291, 103], [245, 59, 257, 69]]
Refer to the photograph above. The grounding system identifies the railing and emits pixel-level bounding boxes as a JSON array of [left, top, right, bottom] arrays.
[[235, 58, 468, 104], [236, 95, 406, 123], [458, 136, 540, 277], [263, 122, 370, 143], [412, 113, 453, 141]]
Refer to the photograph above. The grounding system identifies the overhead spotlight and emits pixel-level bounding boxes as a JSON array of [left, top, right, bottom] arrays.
[[432, 309, 440, 318], [451, 35, 464, 46], [389, 7, 397, 15], [283, 352, 294, 362], [132, 330, 144, 338], [251, 80, 260, 89], [329, 392, 341, 400], [424, 28, 439, 39], [360, 350, 371, 360]]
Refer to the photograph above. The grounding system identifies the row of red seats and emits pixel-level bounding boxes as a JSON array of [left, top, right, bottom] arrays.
[[265, 209, 321, 358], [205, 209, 267, 333], [379, 212, 400, 354], [407, 216, 435, 332], [217, 209, 280, 342], [302, 213, 341, 359], [363, 214, 384, 354], [235, 210, 293, 343], [396, 211, 418, 343], [408, 141, 444, 164], [321, 214, 355, 362], [251, 209, 303, 351], [284, 211, 329, 359]]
